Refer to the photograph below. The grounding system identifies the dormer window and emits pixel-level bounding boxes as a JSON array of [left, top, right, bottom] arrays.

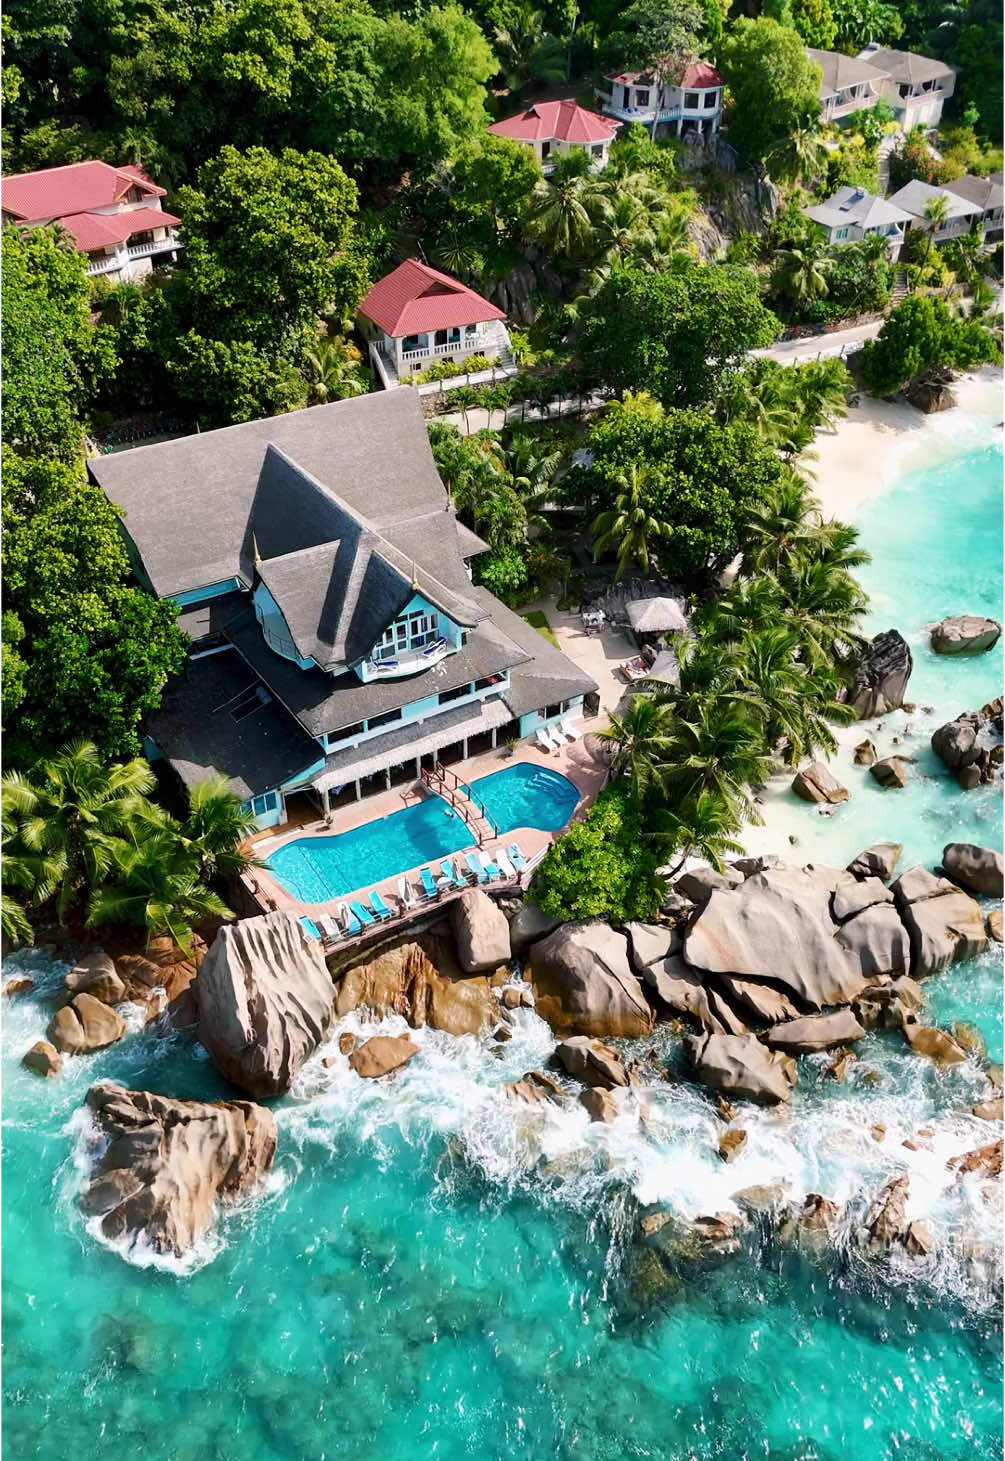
[[374, 609, 437, 662]]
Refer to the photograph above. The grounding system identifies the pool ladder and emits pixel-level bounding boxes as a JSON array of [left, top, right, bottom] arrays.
[[421, 762, 499, 846]]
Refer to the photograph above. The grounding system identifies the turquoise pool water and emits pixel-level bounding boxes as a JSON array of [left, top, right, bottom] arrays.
[[2, 420, 1002, 1460], [267, 764, 579, 903]]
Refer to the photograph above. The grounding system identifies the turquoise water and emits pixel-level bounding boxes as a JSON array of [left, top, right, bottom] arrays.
[[3, 429, 1003, 1459], [268, 765, 579, 903]]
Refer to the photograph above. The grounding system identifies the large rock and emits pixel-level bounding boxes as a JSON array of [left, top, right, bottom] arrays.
[[683, 885, 865, 1010], [848, 630, 913, 718], [675, 866, 742, 905], [853, 975, 924, 1030], [449, 889, 511, 973], [80, 1082, 276, 1258], [528, 922, 653, 1039], [894, 874, 988, 976], [713, 976, 800, 1027], [831, 877, 894, 923], [195, 912, 334, 1097], [504, 1070, 566, 1106], [891, 865, 956, 904], [931, 712, 982, 769], [640, 957, 742, 1035], [870, 757, 909, 789], [22, 1040, 62, 1078], [791, 762, 849, 804], [685, 1032, 796, 1106], [836, 903, 912, 978], [625, 922, 680, 974], [941, 843, 1004, 898], [864, 1176, 910, 1250], [763, 1009, 866, 1055], [348, 1033, 419, 1078], [63, 950, 126, 1007], [48, 992, 127, 1054], [553, 1035, 628, 1089], [903, 1021, 969, 1066], [336, 935, 497, 1038], [847, 842, 902, 882], [580, 1086, 621, 1123], [931, 615, 1001, 655], [507, 901, 561, 954]]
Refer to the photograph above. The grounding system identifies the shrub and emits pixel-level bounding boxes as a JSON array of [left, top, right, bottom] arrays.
[[528, 785, 665, 924]]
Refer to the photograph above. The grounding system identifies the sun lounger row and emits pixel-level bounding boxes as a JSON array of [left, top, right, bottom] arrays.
[[535, 718, 583, 753]]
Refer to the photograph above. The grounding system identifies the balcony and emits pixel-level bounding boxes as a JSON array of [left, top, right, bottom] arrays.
[[368, 637, 451, 678], [370, 319, 515, 390], [84, 234, 182, 277]]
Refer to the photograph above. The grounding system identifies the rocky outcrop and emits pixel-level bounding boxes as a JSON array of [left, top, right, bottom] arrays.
[[684, 884, 865, 1010], [626, 922, 680, 974], [836, 902, 912, 978], [905, 376, 956, 414], [902, 1020, 969, 1066], [832, 877, 894, 923], [854, 975, 924, 1029], [507, 901, 561, 955], [63, 950, 125, 1006], [848, 630, 912, 718], [336, 935, 498, 1039], [847, 842, 902, 882], [763, 1009, 866, 1055], [718, 1128, 747, 1163], [870, 756, 909, 789], [348, 1034, 419, 1078], [931, 712, 983, 770], [449, 889, 511, 973], [639, 956, 742, 1035], [892, 867, 988, 976], [988, 910, 1004, 942], [22, 1040, 62, 1077], [853, 739, 878, 766], [80, 1082, 276, 1258], [792, 763, 849, 804], [863, 1176, 910, 1250], [685, 1032, 797, 1106], [715, 976, 800, 1026], [580, 1087, 622, 1123], [48, 992, 127, 1054], [553, 1036, 628, 1089], [195, 913, 334, 1097], [675, 866, 743, 905], [941, 843, 1004, 898], [947, 1139, 1003, 1179], [528, 922, 653, 1038], [505, 1071, 566, 1106], [931, 615, 1001, 655]]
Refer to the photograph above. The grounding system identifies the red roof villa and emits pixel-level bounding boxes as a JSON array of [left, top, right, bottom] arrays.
[[357, 258, 513, 391], [1, 159, 181, 281], [597, 60, 723, 142], [489, 99, 620, 174]]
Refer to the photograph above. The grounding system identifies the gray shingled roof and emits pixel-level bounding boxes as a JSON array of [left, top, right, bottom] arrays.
[[804, 186, 914, 232], [479, 590, 598, 716], [888, 179, 983, 222], [943, 173, 1004, 211], [145, 651, 322, 798], [807, 48, 888, 97], [861, 47, 955, 86], [312, 698, 513, 792]]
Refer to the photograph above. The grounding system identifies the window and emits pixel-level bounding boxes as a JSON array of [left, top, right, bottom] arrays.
[[635, 89, 650, 106], [541, 140, 552, 159], [545, 702, 563, 720], [328, 721, 364, 745], [367, 708, 403, 732], [434, 329, 448, 346], [474, 674, 503, 692], [252, 791, 278, 816], [899, 84, 910, 98], [438, 684, 472, 705], [591, 144, 604, 158], [374, 610, 439, 661], [684, 91, 699, 109], [703, 91, 717, 108]]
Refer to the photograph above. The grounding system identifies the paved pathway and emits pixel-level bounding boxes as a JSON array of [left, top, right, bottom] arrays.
[[754, 318, 887, 364]]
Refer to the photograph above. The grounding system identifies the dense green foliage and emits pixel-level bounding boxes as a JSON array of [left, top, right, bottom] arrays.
[[528, 784, 666, 923], [859, 295, 1001, 395], [719, 18, 822, 164]]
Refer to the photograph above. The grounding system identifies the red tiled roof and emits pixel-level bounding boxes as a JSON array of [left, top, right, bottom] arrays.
[[358, 259, 506, 337], [489, 99, 619, 145], [606, 60, 723, 88], [57, 206, 180, 252], [1, 160, 165, 222]]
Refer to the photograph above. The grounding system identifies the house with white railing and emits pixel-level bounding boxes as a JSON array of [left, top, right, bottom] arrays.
[[357, 259, 513, 389], [888, 179, 985, 243], [1, 159, 181, 281], [857, 46, 957, 131], [488, 99, 619, 174], [803, 186, 914, 259], [596, 60, 722, 142], [807, 49, 890, 123], [943, 173, 1004, 241]]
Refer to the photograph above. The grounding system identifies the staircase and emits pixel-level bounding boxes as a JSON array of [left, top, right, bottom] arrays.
[[891, 267, 910, 302], [421, 762, 499, 846], [877, 131, 902, 196]]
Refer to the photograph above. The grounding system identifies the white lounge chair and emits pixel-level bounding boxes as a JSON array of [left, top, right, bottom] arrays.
[[495, 848, 517, 879], [317, 914, 342, 941], [398, 876, 418, 910], [545, 725, 566, 750], [535, 727, 553, 753], [560, 717, 583, 741]]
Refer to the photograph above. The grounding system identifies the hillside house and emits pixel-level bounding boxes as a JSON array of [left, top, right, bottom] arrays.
[[488, 99, 619, 173], [888, 179, 984, 242], [357, 259, 512, 389], [943, 173, 1004, 240], [803, 186, 913, 258], [88, 392, 595, 831], [857, 46, 957, 131], [807, 49, 890, 123], [597, 61, 722, 141], [1, 159, 180, 281]]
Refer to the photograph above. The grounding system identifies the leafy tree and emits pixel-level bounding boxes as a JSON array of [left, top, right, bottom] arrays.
[[528, 784, 665, 923], [576, 264, 779, 408], [2, 225, 117, 462], [427, 133, 542, 256], [494, 3, 565, 95], [3, 453, 188, 766], [859, 295, 1001, 396], [472, 544, 530, 601], [166, 331, 309, 426], [789, 0, 837, 48], [600, 0, 704, 76], [924, 0, 1003, 142], [718, 18, 822, 165], [830, 0, 902, 51]]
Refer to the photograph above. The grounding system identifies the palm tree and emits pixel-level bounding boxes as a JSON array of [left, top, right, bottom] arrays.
[[87, 827, 232, 956], [523, 153, 611, 259], [506, 433, 565, 522], [774, 242, 835, 310], [591, 464, 671, 580], [1, 804, 57, 945], [303, 334, 367, 403], [723, 626, 855, 761], [596, 695, 677, 800], [766, 127, 824, 186], [793, 357, 852, 434], [741, 470, 826, 574], [922, 192, 951, 265], [2, 742, 155, 922], [660, 698, 775, 826], [494, 3, 566, 96], [649, 789, 745, 879], [181, 776, 260, 881], [776, 557, 869, 669]]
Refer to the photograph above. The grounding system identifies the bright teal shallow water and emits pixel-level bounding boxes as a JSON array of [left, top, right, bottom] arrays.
[[3, 431, 1003, 1459], [268, 766, 579, 903]]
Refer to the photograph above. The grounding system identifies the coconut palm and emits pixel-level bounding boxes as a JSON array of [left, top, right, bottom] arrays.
[[776, 557, 869, 668], [87, 826, 232, 956], [0, 804, 59, 945], [494, 4, 566, 96], [922, 192, 951, 264], [660, 698, 775, 825], [766, 127, 824, 186], [723, 625, 856, 761], [523, 153, 611, 259], [741, 469, 825, 574], [648, 789, 745, 879], [591, 464, 671, 580], [303, 334, 368, 403], [2, 742, 156, 921], [506, 433, 565, 521], [715, 361, 801, 447], [774, 242, 835, 309], [698, 576, 788, 648], [181, 776, 260, 881], [793, 356, 852, 434], [595, 695, 677, 800]]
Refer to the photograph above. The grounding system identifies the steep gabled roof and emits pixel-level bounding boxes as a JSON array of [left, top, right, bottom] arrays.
[[357, 259, 507, 337], [489, 99, 618, 145], [804, 186, 913, 231], [56, 206, 179, 252], [806, 48, 888, 97], [1, 159, 165, 221], [860, 47, 956, 85]]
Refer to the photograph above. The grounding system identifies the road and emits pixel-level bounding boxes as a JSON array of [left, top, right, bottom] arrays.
[[754, 318, 887, 364]]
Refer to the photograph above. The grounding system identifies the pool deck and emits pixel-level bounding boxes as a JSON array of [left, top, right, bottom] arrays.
[[240, 736, 609, 945]]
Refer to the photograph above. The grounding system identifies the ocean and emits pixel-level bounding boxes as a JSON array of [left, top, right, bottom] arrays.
[[3, 431, 1003, 1460]]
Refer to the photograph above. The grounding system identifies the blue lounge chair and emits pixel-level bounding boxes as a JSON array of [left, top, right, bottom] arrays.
[[464, 851, 488, 883], [419, 866, 439, 900], [479, 851, 502, 881], [440, 858, 464, 888], [368, 890, 393, 921], [507, 843, 527, 872], [349, 899, 376, 927], [299, 916, 322, 941], [338, 903, 362, 936]]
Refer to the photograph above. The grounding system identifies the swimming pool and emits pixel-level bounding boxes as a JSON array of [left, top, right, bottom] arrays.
[[266, 763, 580, 903]]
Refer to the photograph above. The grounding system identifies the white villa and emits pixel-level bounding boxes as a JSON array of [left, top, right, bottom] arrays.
[[358, 259, 512, 390], [944, 173, 1004, 240], [803, 186, 914, 258], [888, 179, 985, 242], [808, 49, 890, 123], [0, 159, 181, 281], [488, 99, 619, 174], [597, 60, 723, 142], [857, 45, 957, 131]]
